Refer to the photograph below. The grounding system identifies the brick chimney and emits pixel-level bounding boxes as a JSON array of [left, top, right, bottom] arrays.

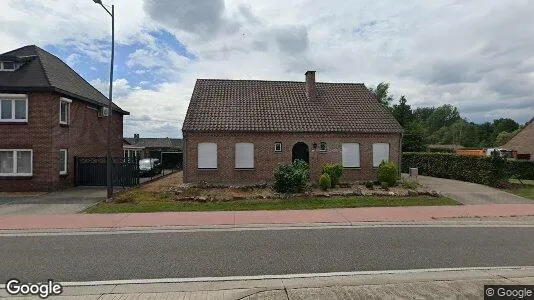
[[134, 133, 139, 142], [305, 70, 316, 101]]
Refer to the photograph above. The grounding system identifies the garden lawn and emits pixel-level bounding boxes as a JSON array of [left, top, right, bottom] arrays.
[[507, 180, 534, 200], [86, 191, 460, 214]]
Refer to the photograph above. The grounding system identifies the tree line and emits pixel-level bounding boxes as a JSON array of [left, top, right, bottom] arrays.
[[368, 82, 524, 152]]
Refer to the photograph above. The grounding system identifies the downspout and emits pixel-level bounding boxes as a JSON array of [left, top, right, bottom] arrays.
[[182, 132, 187, 182], [398, 132, 403, 176]]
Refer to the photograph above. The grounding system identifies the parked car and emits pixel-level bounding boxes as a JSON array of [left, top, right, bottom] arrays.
[[138, 158, 162, 177]]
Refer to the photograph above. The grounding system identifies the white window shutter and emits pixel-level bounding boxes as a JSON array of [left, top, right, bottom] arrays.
[[198, 143, 217, 169], [235, 143, 254, 168], [373, 143, 390, 167], [342, 143, 360, 168]]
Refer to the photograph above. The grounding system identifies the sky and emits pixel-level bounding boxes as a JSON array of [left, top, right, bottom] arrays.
[[1, 0, 533, 138]]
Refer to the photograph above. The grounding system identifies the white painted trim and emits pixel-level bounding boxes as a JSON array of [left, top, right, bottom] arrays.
[[59, 98, 71, 125], [59, 149, 68, 175], [0, 95, 28, 122], [14, 266, 531, 287], [0, 149, 33, 176]]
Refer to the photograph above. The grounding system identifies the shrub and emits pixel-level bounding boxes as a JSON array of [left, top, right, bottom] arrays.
[[378, 161, 398, 187], [505, 160, 534, 180], [401, 152, 521, 187], [274, 159, 310, 193], [319, 173, 331, 191], [322, 163, 343, 188], [401, 178, 419, 189], [365, 181, 374, 189], [381, 181, 389, 190]]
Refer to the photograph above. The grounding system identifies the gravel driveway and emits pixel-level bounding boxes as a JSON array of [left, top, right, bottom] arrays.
[[417, 175, 532, 204]]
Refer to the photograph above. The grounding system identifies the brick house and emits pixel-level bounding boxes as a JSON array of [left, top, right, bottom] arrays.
[[182, 71, 403, 184], [0, 45, 129, 192]]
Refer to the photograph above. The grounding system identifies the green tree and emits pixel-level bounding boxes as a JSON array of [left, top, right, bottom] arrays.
[[368, 82, 393, 108], [402, 122, 427, 152], [426, 104, 461, 133], [392, 95, 412, 127]]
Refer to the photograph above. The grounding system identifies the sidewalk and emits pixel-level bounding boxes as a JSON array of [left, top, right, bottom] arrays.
[[2, 267, 532, 299], [1, 204, 534, 231]]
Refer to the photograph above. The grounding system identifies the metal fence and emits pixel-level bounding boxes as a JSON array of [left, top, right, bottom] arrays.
[[75, 156, 139, 187]]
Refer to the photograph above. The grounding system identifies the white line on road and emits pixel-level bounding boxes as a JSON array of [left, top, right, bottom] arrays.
[[3, 266, 527, 287], [1, 222, 534, 237]]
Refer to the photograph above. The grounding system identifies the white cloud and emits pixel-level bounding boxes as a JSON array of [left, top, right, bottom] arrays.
[[2, 0, 534, 138]]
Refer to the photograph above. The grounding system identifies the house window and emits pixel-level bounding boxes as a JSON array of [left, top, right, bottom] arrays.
[[0, 94, 28, 122], [0, 149, 32, 176], [373, 143, 390, 167], [59, 149, 68, 175], [235, 143, 254, 169], [198, 143, 217, 169], [59, 98, 72, 125], [0, 61, 16, 71], [319, 142, 327, 153], [274, 142, 282, 152], [342, 143, 360, 168]]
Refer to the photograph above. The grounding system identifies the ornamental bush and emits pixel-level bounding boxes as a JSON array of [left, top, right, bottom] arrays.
[[319, 173, 331, 191], [322, 163, 343, 188], [274, 159, 310, 193], [400, 152, 531, 187], [377, 161, 397, 187]]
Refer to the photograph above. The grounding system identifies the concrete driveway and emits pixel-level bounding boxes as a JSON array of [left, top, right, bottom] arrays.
[[417, 175, 532, 204], [0, 187, 106, 215]]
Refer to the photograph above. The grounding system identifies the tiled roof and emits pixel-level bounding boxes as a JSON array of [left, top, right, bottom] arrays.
[[124, 138, 183, 149], [0, 45, 128, 115], [182, 79, 402, 133], [503, 117, 534, 157]]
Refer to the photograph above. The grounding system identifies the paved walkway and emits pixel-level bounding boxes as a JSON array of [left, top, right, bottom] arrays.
[[1, 267, 532, 299], [1, 204, 534, 230], [417, 175, 532, 204], [0, 187, 107, 215]]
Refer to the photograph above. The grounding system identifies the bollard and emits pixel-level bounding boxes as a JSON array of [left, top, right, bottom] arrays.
[[409, 167, 418, 178]]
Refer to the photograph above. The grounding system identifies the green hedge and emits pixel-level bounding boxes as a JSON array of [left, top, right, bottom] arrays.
[[506, 160, 534, 180], [401, 152, 509, 186]]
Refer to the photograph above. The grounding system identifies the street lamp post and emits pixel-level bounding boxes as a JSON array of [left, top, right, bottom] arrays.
[[93, 0, 114, 199]]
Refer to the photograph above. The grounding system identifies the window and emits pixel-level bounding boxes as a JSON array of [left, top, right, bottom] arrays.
[[0, 61, 16, 71], [0, 94, 28, 122], [342, 143, 360, 168], [59, 98, 71, 125], [373, 143, 390, 167], [274, 142, 282, 152], [319, 142, 327, 153], [59, 149, 68, 175], [235, 143, 254, 169], [0, 149, 32, 176], [198, 143, 217, 169]]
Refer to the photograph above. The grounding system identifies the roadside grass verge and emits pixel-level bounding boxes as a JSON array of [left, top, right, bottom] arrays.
[[507, 180, 534, 200], [86, 191, 460, 213]]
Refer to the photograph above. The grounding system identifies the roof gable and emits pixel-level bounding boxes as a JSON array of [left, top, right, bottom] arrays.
[[0, 45, 128, 115], [183, 78, 402, 133], [503, 117, 534, 153]]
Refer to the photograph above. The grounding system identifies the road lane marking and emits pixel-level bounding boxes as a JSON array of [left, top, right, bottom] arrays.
[[1, 222, 534, 237]]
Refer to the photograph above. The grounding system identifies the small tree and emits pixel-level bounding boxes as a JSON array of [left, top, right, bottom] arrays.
[[322, 163, 343, 188], [377, 161, 397, 187], [274, 159, 310, 193], [319, 173, 331, 191]]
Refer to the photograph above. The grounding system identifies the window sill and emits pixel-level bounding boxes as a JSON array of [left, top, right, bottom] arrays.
[[0, 175, 33, 179], [0, 121, 28, 125], [59, 123, 69, 127], [343, 167, 361, 170], [59, 173, 68, 177], [198, 168, 217, 171], [235, 168, 255, 170]]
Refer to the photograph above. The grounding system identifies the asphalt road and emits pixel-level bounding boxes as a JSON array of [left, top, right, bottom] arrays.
[[1, 227, 533, 282]]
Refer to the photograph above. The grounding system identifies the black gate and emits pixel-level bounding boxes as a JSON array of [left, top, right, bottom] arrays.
[[75, 156, 139, 187]]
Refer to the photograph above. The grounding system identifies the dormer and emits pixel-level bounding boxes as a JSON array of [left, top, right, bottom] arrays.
[[0, 61, 19, 71]]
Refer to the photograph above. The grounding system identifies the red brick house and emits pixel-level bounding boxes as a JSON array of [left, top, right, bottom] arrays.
[[182, 71, 402, 184], [0, 45, 129, 192]]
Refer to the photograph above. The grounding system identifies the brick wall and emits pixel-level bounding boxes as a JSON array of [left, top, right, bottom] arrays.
[[0, 92, 123, 192], [183, 131, 401, 184]]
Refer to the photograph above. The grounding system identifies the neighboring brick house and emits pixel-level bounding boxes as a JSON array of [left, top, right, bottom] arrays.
[[123, 134, 183, 168], [0, 45, 129, 192], [182, 71, 403, 184], [503, 117, 534, 161]]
